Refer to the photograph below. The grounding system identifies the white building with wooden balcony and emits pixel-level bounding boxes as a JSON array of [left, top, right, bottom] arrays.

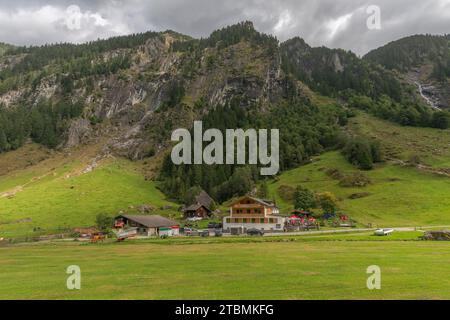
[[223, 196, 285, 234]]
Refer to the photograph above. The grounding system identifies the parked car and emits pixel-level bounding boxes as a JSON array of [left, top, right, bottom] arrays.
[[247, 228, 264, 236], [208, 222, 223, 229], [187, 217, 203, 222], [200, 230, 210, 237], [214, 230, 223, 237], [374, 228, 394, 236], [185, 228, 199, 236]]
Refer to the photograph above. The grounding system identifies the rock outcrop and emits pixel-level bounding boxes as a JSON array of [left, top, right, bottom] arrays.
[[423, 230, 450, 241]]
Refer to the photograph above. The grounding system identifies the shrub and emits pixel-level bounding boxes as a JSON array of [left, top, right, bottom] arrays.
[[339, 172, 372, 187], [348, 192, 371, 199], [342, 137, 383, 170], [277, 185, 296, 202], [326, 168, 344, 180], [95, 213, 114, 231], [431, 111, 450, 129], [316, 192, 339, 214], [293, 186, 316, 211]]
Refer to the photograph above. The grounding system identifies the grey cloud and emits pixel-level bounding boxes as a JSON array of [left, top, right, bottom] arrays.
[[0, 0, 449, 55]]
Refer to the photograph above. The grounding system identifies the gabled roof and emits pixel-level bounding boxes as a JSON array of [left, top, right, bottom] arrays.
[[230, 196, 277, 208], [117, 215, 179, 228], [195, 190, 214, 208], [184, 204, 211, 212]]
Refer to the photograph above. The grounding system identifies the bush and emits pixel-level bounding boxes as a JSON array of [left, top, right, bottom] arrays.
[[339, 172, 371, 187], [342, 137, 383, 170], [316, 192, 339, 214], [326, 168, 344, 180], [95, 213, 114, 231], [348, 192, 371, 199], [431, 111, 450, 129], [293, 186, 316, 211], [277, 185, 296, 202]]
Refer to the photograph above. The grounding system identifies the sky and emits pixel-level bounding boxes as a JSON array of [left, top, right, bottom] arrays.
[[0, 0, 449, 56]]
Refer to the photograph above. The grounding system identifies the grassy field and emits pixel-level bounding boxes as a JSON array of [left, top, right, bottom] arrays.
[[269, 151, 450, 227], [347, 113, 450, 169], [0, 233, 449, 300], [0, 144, 178, 238], [1, 112, 449, 238], [266, 112, 450, 227]]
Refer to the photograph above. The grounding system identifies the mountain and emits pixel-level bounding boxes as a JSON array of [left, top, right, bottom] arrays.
[[364, 34, 450, 109], [280, 36, 450, 129], [0, 22, 288, 159], [0, 22, 450, 238], [280, 37, 402, 101]]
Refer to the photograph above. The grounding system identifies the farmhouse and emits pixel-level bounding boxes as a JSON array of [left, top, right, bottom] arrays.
[[183, 190, 214, 219], [115, 215, 180, 237], [223, 196, 285, 233], [183, 204, 212, 219]]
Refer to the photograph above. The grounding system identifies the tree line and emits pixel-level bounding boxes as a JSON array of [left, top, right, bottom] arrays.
[[0, 99, 84, 152], [158, 94, 349, 204], [347, 94, 450, 129], [171, 21, 278, 53]]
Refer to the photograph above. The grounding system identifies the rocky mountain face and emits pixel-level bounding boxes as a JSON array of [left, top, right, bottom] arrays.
[[0, 23, 448, 164], [0, 22, 293, 160], [364, 34, 450, 109], [280, 37, 406, 104]]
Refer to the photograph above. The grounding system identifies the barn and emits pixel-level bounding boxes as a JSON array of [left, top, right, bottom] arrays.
[[115, 215, 180, 237]]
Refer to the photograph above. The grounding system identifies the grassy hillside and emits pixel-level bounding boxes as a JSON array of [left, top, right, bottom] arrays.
[[1, 112, 449, 237], [268, 112, 450, 227], [0, 144, 178, 239], [269, 151, 450, 227], [347, 113, 450, 169], [1, 236, 449, 299]]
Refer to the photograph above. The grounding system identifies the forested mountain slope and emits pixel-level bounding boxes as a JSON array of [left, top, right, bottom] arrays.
[[364, 34, 450, 109], [0, 22, 449, 222]]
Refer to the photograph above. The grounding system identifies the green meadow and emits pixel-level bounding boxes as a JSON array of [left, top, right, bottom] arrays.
[[1, 113, 450, 239], [267, 113, 450, 227], [0, 233, 449, 300], [270, 151, 450, 227], [0, 147, 177, 238]]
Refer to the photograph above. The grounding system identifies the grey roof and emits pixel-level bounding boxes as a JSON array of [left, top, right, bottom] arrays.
[[118, 215, 179, 228], [195, 190, 214, 208], [231, 196, 277, 208], [184, 203, 211, 212]]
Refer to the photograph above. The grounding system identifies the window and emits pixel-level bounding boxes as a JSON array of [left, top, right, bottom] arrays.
[[260, 218, 265, 223], [226, 218, 231, 223], [247, 209, 251, 214], [251, 219, 256, 223]]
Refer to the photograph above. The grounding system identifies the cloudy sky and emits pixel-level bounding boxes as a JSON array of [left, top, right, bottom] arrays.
[[0, 0, 449, 56]]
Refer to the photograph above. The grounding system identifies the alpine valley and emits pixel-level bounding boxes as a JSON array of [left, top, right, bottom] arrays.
[[1, 21, 450, 239]]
